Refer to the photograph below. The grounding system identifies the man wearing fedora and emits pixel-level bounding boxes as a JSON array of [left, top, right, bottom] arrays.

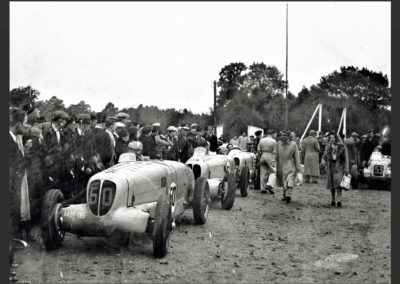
[[274, 130, 301, 203]]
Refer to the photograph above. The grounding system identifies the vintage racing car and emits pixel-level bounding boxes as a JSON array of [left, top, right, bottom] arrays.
[[224, 144, 256, 197], [40, 158, 210, 258], [217, 143, 257, 195], [186, 147, 237, 210], [362, 150, 391, 189]]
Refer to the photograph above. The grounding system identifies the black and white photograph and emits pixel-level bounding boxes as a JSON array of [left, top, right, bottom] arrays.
[[9, 1, 391, 283]]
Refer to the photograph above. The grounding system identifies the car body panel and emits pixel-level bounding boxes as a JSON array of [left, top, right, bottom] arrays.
[[363, 152, 391, 182], [60, 160, 195, 237]]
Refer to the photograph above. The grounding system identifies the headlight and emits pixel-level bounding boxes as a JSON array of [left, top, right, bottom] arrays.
[[363, 169, 370, 177]]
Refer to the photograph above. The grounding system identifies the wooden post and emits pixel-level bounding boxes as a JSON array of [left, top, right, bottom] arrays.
[[285, 3, 289, 128]]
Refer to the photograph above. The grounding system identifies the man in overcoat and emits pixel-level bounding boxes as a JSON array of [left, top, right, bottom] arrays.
[[301, 130, 320, 183], [274, 130, 301, 203], [42, 110, 69, 193]]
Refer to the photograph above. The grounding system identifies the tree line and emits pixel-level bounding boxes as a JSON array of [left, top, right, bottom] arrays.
[[10, 64, 390, 139]]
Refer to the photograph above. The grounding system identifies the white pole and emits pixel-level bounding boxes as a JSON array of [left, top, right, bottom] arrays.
[[300, 104, 321, 143], [337, 109, 344, 135], [343, 108, 347, 139], [318, 104, 322, 133]]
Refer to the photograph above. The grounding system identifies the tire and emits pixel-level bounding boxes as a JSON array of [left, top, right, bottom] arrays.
[[40, 189, 65, 250], [220, 173, 236, 210], [153, 193, 172, 258], [254, 168, 261, 190], [239, 166, 250, 197], [193, 177, 210, 225]]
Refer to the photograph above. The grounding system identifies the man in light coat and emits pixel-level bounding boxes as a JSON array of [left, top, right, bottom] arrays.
[[274, 130, 301, 203], [301, 130, 320, 183], [257, 129, 277, 194]]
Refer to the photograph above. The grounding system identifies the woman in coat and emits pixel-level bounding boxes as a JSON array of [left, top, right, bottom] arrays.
[[301, 130, 320, 183], [321, 133, 349, 208]]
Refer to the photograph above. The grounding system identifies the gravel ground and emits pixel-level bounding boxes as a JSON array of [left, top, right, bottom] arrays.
[[12, 179, 391, 283]]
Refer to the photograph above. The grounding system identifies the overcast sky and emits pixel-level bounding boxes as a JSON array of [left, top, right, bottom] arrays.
[[10, 2, 390, 114]]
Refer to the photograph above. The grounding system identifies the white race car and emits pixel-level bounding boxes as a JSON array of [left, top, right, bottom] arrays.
[[363, 151, 391, 189]]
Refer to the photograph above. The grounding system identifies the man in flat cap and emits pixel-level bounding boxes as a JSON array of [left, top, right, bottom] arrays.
[[127, 141, 148, 161], [257, 129, 277, 194], [42, 110, 70, 193], [274, 130, 301, 203], [164, 126, 179, 161], [116, 112, 130, 123], [103, 117, 118, 168], [71, 114, 97, 200], [300, 130, 320, 184]]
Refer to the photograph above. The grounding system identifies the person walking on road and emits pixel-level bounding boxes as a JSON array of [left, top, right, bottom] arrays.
[[274, 130, 301, 203], [320, 133, 349, 208], [257, 129, 277, 194], [301, 130, 320, 183]]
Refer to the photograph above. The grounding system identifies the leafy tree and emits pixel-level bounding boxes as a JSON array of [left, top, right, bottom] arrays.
[[37, 96, 67, 121], [245, 63, 285, 97], [317, 66, 391, 110], [102, 102, 119, 117], [217, 62, 247, 106], [10, 85, 40, 112], [67, 101, 91, 116]]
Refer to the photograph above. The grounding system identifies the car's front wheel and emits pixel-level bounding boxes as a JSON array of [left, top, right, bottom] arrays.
[[193, 177, 210, 225], [41, 189, 65, 250], [220, 173, 236, 210], [153, 193, 172, 258]]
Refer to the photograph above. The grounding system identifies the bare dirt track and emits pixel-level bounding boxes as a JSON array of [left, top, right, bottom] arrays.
[[13, 179, 391, 284]]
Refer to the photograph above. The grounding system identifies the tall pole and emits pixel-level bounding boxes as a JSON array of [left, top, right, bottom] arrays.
[[285, 3, 289, 128], [213, 80, 217, 126]]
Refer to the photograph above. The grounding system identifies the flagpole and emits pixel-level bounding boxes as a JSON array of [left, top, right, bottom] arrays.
[[285, 3, 289, 128]]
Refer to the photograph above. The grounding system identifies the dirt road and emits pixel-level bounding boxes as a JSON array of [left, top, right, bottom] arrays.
[[13, 180, 390, 283]]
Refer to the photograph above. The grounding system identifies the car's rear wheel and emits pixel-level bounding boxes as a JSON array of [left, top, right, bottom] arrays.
[[41, 189, 65, 250], [220, 173, 236, 210], [153, 193, 172, 258], [240, 166, 250, 197], [193, 177, 210, 225]]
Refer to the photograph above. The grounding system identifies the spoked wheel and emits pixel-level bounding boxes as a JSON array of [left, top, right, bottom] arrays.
[[153, 193, 172, 258], [220, 173, 236, 210], [193, 177, 210, 224], [240, 166, 250, 197], [41, 189, 65, 250]]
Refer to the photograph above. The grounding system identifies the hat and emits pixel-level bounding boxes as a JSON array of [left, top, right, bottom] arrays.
[[52, 110, 69, 121], [167, 126, 178, 132], [77, 114, 91, 123], [128, 141, 143, 150], [152, 125, 160, 132], [96, 112, 107, 123], [116, 112, 129, 119], [351, 132, 359, 137], [177, 126, 182, 131], [114, 122, 126, 128], [266, 129, 274, 135], [152, 122, 161, 127], [325, 132, 330, 137], [182, 126, 190, 131], [255, 130, 262, 136], [280, 130, 290, 136], [309, 130, 316, 135]]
